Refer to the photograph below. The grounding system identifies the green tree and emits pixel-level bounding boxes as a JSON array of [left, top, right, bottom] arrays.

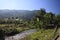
[[33, 8, 46, 29], [55, 14, 60, 27], [44, 12, 55, 24], [36, 8, 46, 20], [43, 12, 55, 29]]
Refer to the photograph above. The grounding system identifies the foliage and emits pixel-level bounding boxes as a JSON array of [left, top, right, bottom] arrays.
[[0, 8, 60, 40]]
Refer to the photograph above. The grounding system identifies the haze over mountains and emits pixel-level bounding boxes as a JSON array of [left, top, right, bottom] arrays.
[[0, 10, 37, 19]]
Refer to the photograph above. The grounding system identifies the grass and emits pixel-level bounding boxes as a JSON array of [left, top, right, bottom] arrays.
[[0, 24, 31, 36], [0, 24, 56, 40], [57, 27, 60, 34], [21, 29, 55, 40]]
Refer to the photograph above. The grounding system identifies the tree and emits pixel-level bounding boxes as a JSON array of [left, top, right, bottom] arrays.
[[33, 8, 46, 29], [44, 12, 55, 24], [0, 28, 5, 40], [16, 17, 18, 19], [36, 8, 46, 20], [43, 12, 55, 29], [33, 8, 46, 23], [12, 17, 14, 19], [55, 14, 60, 27]]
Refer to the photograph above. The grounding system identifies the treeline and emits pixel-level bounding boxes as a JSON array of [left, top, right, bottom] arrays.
[[31, 8, 60, 29], [0, 20, 20, 24]]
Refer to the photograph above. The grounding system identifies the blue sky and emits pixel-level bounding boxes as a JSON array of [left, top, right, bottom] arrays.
[[0, 0, 60, 14]]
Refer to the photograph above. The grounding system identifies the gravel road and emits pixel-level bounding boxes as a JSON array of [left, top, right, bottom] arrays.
[[5, 29, 37, 40]]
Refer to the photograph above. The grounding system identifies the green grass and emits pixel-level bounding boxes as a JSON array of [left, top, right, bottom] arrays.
[[57, 28, 60, 34], [0, 24, 56, 40], [0, 24, 31, 36], [21, 29, 55, 40]]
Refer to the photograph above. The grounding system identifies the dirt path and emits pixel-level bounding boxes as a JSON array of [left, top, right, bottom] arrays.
[[5, 29, 37, 40], [57, 36, 60, 40], [56, 28, 60, 40]]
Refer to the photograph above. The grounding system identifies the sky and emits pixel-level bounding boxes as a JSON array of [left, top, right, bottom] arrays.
[[0, 0, 60, 14]]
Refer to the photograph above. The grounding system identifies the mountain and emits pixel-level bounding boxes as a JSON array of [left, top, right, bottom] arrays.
[[0, 10, 37, 20]]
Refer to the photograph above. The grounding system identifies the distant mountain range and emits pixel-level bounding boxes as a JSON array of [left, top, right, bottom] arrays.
[[0, 10, 37, 20]]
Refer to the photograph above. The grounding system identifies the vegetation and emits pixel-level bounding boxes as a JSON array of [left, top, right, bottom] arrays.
[[20, 9, 60, 40], [20, 29, 55, 40], [0, 8, 60, 40]]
